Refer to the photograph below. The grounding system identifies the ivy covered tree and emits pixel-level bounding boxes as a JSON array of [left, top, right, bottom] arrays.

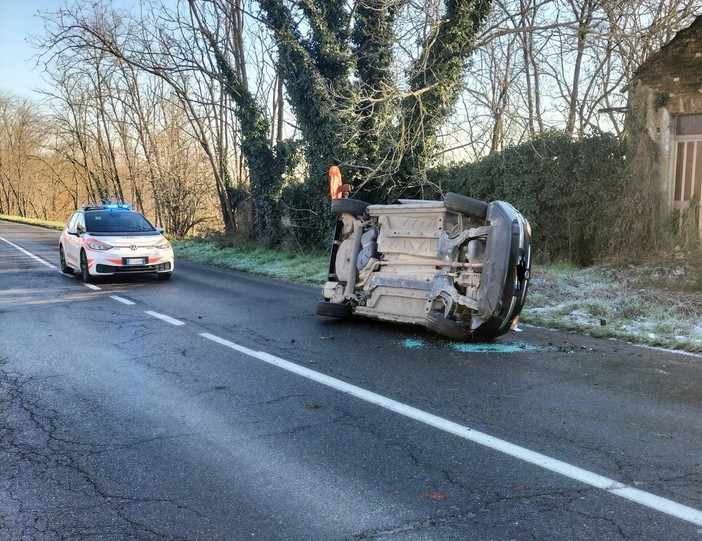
[[257, 0, 493, 208], [191, 0, 492, 245], [397, 0, 492, 194], [188, 3, 288, 245]]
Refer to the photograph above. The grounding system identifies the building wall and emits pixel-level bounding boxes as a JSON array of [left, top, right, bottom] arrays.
[[627, 17, 702, 214], [637, 17, 702, 96]]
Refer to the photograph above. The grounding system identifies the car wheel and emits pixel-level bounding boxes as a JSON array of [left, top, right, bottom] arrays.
[[425, 311, 471, 341], [316, 301, 353, 319], [80, 250, 93, 283], [331, 198, 370, 218], [59, 245, 74, 274], [468, 322, 503, 342], [444, 192, 489, 220], [157, 272, 172, 280]]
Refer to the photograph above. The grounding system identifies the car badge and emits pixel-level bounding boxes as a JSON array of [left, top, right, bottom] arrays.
[[130, 244, 138, 251]]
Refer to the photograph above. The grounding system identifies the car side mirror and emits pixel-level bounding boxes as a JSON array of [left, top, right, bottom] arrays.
[[156, 227, 164, 234]]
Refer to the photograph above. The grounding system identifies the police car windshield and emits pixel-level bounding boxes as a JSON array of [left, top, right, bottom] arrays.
[[85, 211, 155, 233]]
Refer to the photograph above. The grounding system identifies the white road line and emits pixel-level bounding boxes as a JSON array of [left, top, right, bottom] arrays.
[[110, 295, 135, 305], [145, 310, 185, 326], [0, 236, 56, 268], [200, 331, 702, 528], [83, 283, 101, 290]]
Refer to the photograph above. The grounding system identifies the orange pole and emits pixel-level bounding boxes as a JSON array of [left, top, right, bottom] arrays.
[[328, 165, 343, 199]]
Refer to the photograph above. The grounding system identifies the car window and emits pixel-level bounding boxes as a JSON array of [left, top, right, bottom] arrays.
[[85, 211, 155, 233], [66, 212, 79, 231], [76, 213, 86, 233]]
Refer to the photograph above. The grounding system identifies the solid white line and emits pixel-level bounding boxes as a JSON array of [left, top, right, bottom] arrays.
[[0, 235, 104, 291], [145, 310, 185, 326], [199, 331, 702, 528], [110, 295, 135, 306], [0, 236, 55, 268]]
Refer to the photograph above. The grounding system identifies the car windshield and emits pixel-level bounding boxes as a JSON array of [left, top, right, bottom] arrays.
[[85, 211, 155, 233]]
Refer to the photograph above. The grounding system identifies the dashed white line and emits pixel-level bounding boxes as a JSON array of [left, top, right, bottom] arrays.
[[110, 295, 135, 305], [199, 331, 702, 528], [0, 235, 102, 291], [144, 310, 185, 326]]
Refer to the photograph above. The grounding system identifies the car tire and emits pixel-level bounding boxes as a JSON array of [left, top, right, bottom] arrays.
[[331, 198, 369, 218], [316, 301, 353, 319], [444, 192, 489, 220], [59, 246, 74, 274], [425, 311, 471, 341], [80, 250, 93, 283], [468, 322, 504, 342], [157, 272, 172, 280]]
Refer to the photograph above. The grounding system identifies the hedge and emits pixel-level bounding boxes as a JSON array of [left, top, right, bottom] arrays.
[[429, 131, 626, 265]]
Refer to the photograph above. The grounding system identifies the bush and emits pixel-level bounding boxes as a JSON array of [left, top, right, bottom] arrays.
[[280, 181, 336, 251], [430, 131, 626, 265]]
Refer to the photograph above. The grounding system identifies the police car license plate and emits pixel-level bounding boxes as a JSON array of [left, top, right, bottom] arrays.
[[125, 258, 147, 265]]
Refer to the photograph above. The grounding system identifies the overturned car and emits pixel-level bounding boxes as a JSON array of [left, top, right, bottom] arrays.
[[316, 193, 531, 341]]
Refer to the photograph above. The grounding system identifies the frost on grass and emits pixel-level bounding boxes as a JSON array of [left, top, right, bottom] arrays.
[[174, 239, 702, 353], [174, 239, 328, 284], [523, 265, 702, 353]]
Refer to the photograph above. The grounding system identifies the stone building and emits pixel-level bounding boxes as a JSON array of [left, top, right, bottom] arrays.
[[626, 15, 702, 239]]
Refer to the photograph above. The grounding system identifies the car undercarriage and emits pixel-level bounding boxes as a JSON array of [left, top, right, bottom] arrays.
[[317, 193, 531, 341]]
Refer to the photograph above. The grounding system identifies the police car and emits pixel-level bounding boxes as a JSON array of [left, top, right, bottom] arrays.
[[58, 203, 174, 282]]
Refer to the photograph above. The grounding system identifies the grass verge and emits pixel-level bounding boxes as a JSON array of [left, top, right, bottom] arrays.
[[175, 239, 329, 285], [523, 265, 702, 353], [0, 215, 64, 230]]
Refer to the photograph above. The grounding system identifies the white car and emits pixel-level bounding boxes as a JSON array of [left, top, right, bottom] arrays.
[[59, 203, 174, 282], [317, 193, 531, 341]]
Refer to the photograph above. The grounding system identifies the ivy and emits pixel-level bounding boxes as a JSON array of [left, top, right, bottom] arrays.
[[653, 91, 670, 110], [259, 0, 493, 247], [431, 131, 627, 265], [207, 35, 287, 246]]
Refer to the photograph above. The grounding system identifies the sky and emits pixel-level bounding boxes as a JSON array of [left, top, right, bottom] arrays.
[[0, 0, 58, 100]]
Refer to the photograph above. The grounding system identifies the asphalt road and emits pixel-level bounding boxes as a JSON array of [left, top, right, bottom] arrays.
[[1, 220, 701, 541]]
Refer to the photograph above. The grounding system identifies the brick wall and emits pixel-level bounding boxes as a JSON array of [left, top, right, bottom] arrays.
[[636, 17, 702, 96], [629, 16, 702, 117]]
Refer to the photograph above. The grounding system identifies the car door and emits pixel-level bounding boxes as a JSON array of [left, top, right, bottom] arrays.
[[63, 212, 84, 268]]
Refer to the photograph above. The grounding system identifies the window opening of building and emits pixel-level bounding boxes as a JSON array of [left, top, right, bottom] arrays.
[[672, 113, 702, 240], [673, 114, 702, 205]]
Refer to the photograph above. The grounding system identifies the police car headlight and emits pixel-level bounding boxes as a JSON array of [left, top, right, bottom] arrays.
[[154, 239, 171, 250], [86, 238, 112, 251]]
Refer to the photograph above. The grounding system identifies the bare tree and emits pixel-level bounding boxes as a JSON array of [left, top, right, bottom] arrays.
[[36, 0, 258, 237], [448, 0, 699, 158], [0, 94, 46, 217]]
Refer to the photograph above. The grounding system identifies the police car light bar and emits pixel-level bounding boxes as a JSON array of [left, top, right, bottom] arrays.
[[82, 201, 132, 211]]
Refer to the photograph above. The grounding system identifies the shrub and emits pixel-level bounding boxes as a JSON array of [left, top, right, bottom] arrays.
[[430, 131, 626, 265]]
